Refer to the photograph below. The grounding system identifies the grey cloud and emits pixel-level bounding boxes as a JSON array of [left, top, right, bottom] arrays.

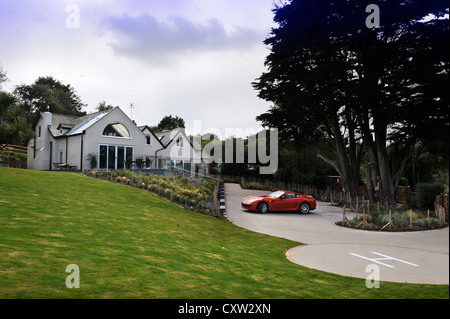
[[101, 13, 262, 64]]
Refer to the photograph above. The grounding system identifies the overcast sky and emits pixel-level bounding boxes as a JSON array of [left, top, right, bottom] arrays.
[[0, 0, 278, 138]]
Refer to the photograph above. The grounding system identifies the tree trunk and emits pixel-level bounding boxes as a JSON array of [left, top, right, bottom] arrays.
[[374, 124, 396, 204], [329, 115, 359, 198], [357, 105, 379, 201]]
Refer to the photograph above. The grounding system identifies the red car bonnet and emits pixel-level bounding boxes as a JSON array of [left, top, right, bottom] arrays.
[[241, 195, 266, 203]]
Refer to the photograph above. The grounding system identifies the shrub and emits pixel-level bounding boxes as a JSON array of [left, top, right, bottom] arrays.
[[86, 170, 219, 217], [415, 182, 445, 210]]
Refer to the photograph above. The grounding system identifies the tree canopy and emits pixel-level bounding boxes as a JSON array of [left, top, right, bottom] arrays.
[[157, 115, 185, 131], [1, 74, 88, 146], [14, 76, 86, 120], [253, 0, 449, 202]]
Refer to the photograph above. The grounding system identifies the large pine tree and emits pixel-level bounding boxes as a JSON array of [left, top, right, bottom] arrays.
[[253, 0, 449, 202]]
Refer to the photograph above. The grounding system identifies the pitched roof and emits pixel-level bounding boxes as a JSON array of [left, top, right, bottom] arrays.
[[47, 109, 111, 138], [154, 130, 172, 147], [154, 127, 201, 151]]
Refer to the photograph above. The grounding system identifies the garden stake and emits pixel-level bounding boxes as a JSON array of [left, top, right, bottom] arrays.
[[382, 209, 393, 231], [363, 208, 365, 230], [410, 210, 412, 229], [356, 207, 372, 230], [389, 209, 392, 231]]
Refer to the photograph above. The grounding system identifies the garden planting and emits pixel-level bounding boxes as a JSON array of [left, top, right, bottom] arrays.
[[87, 169, 221, 218]]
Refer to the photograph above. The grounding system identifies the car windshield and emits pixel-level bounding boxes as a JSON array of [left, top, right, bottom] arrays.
[[268, 191, 285, 198]]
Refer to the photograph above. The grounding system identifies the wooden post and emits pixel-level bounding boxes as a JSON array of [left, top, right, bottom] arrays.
[[382, 209, 393, 231], [410, 210, 413, 229], [363, 208, 366, 229], [355, 197, 359, 218], [427, 209, 430, 228], [343, 205, 350, 227], [356, 207, 372, 230], [389, 209, 392, 231]]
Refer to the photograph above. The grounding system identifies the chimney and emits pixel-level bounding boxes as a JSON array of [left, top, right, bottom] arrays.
[[42, 106, 52, 141], [41, 106, 52, 169]]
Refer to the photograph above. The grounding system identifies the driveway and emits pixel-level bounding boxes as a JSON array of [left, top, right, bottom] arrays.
[[225, 183, 449, 285]]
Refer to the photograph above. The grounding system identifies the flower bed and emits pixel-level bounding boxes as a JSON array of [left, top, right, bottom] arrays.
[[87, 169, 221, 218], [337, 206, 448, 232]]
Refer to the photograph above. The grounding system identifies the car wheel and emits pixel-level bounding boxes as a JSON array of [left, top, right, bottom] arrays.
[[299, 203, 310, 214], [257, 202, 268, 214]]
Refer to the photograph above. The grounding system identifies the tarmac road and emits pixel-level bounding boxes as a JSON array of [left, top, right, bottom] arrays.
[[225, 183, 449, 285]]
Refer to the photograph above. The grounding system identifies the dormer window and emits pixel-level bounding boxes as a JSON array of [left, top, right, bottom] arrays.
[[176, 136, 184, 148], [102, 123, 130, 138]]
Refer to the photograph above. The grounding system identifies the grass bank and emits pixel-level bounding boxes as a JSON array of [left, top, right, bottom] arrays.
[[0, 167, 448, 298]]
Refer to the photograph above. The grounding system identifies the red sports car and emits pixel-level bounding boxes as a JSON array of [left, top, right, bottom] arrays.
[[241, 190, 316, 214]]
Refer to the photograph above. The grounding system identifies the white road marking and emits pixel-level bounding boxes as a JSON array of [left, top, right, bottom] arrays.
[[350, 251, 419, 268]]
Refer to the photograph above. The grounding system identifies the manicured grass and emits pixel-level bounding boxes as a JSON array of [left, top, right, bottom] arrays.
[[0, 167, 448, 298]]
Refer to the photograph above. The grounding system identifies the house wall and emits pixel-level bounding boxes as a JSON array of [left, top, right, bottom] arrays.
[[156, 130, 204, 175], [27, 112, 52, 170], [27, 107, 206, 173], [81, 107, 157, 170]]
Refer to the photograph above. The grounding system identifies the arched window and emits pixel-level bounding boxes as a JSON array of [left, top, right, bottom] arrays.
[[102, 123, 130, 138]]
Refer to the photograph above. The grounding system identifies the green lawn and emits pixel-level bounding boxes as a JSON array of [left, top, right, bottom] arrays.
[[0, 167, 448, 298]]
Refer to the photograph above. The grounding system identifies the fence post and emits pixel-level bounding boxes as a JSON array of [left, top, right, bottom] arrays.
[[389, 209, 392, 231], [356, 197, 359, 218], [410, 209, 413, 230], [440, 193, 448, 224], [382, 209, 393, 231], [363, 208, 366, 229]]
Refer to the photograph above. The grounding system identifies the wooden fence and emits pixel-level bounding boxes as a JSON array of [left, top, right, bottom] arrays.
[[0, 144, 27, 168], [436, 193, 448, 224]]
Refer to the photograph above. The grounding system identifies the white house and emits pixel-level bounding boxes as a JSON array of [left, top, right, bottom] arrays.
[[27, 107, 207, 175]]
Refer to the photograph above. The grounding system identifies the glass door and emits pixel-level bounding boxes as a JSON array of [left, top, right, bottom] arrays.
[[117, 146, 125, 169], [126, 147, 133, 169], [99, 145, 107, 169], [108, 145, 116, 170], [99, 145, 133, 170]]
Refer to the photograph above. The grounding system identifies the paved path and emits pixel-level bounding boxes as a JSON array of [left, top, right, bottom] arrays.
[[225, 183, 449, 285]]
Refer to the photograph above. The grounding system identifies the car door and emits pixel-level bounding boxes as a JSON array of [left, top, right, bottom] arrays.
[[270, 192, 297, 211], [283, 192, 300, 211], [268, 193, 287, 211]]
